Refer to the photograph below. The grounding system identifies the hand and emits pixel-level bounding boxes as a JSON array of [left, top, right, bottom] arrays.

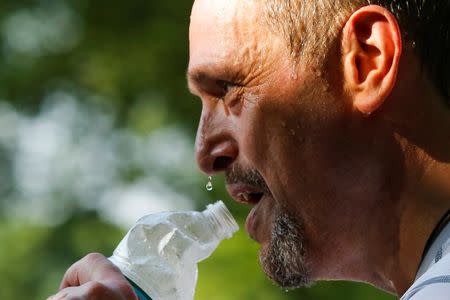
[[47, 253, 138, 300]]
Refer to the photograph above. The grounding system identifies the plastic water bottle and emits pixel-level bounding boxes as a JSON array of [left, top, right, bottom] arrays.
[[109, 201, 239, 300]]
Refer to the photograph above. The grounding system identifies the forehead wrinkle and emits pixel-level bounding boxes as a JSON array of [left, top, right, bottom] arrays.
[[190, 0, 289, 88], [227, 2, 285, 85], [215, 1, 263, 66]]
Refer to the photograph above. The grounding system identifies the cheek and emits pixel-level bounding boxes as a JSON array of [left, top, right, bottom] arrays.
[[239, 97, 312, 208], [238, 89, 358, 220]]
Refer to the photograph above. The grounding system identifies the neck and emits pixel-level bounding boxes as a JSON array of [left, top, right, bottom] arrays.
[[391, 182, 450, 294], [380, 55, 450, 295], [371, 50, 450, 295]]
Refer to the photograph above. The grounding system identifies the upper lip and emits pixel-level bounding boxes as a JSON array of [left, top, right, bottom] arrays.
[[226, 183, 265, 205]]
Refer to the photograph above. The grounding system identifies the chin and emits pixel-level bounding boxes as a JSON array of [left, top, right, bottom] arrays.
[[258, 213, 312, 290]]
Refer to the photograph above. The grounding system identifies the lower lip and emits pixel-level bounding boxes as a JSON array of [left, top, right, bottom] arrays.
[[245, 206, 258, 240]]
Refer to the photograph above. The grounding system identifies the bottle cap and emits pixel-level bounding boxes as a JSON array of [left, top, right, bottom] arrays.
[[203, 201, 239, 239]]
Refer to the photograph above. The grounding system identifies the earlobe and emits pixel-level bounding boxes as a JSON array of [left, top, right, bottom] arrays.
[[342, 5, 402, 115]]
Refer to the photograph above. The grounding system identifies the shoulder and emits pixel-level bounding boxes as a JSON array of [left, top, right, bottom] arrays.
[[402, 254, 450, 300], [408, 282, 450, 300]]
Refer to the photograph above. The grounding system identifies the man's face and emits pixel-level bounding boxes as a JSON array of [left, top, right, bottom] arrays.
[[188, 0, 401, 289]]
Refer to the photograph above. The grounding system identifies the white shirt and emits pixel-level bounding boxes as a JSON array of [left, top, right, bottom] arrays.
[[401, 222, 450, 300]]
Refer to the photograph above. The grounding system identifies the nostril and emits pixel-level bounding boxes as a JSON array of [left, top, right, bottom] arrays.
[[213, 156, 233, 171], [196, 138, 238, 174]]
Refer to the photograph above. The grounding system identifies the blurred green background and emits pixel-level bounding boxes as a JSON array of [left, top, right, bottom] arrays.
[[0, 1, 396, 299]]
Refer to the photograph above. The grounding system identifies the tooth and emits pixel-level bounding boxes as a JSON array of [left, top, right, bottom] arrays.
[[237, 193, 245, 202], [243, 194, 250, 202]]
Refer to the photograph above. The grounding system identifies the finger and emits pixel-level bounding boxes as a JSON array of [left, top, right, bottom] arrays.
[[60, 253, 123, 289], [50, 281, 126, 300], [47, 287, 78, 300], [60, 253, 137, 300]]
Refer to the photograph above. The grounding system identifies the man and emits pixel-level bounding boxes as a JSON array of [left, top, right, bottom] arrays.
[[48, 0, 450, 299]]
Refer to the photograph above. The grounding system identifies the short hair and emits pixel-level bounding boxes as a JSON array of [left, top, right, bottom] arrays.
[[264, 0, 450, 105]]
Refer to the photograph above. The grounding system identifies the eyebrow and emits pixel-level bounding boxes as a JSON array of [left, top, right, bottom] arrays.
[[186, 65, 241, 96], [186, 68, 225, 96]]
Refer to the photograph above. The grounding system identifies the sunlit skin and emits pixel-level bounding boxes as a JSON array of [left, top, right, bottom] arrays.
[[188, 0, 450, 296]]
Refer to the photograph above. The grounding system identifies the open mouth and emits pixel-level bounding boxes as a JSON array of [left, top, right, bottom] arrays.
[[224, 168, 272, 241], [226, 183, 266, 206], [226, 182, 270, 241], [237, 191, 264, 205]]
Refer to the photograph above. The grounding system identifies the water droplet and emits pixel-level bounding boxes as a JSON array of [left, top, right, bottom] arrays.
[[281, 121, 287, 128], [206, 176, 213, 191]]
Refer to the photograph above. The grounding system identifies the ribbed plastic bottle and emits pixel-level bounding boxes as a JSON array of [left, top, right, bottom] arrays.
[[109, 201, 239, 300]]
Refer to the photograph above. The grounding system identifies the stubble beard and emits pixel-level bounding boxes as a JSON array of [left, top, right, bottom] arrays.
[[259, 212, 312, 289]]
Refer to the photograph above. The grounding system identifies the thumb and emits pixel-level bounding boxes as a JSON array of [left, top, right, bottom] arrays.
[[60, 252, 137, 300]]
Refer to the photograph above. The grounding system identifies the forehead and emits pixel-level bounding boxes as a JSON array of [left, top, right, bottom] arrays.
[[189, 0, 279, 73]]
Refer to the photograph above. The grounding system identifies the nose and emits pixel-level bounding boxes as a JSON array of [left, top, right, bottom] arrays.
[[196, 138, 238, 175], [195, 114, 238, 175]]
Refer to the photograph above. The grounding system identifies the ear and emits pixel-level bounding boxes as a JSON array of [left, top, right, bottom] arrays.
[[342, 5, 402, 115]]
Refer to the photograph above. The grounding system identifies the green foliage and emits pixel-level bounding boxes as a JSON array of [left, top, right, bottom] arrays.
[[0, 212, 124, 300]]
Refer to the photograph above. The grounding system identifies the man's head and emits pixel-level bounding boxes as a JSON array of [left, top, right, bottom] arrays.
[[188, 0, 450, 294]]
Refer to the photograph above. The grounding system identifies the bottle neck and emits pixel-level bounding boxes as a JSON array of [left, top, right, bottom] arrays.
[[202, 201, 239, 240]]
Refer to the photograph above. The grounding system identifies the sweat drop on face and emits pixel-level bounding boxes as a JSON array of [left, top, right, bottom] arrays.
[[109, 201, 239, 300]]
